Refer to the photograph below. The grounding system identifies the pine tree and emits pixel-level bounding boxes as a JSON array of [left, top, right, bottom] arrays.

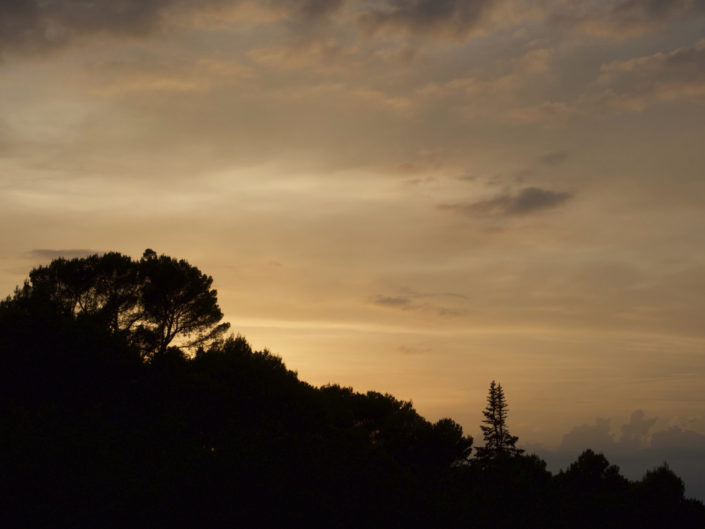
[[475, 380, 523, 461]]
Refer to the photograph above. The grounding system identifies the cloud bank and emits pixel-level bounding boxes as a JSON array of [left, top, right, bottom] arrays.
[[0, 0, 345, 56], [530, 411, 705, 501], [0, 0, 173, 54]]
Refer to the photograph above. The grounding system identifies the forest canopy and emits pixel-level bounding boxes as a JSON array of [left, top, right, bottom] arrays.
[[1, 251, 703, 528]]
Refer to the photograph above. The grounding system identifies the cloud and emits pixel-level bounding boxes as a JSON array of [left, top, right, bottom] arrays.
[[440, 186, 572, 216], [596, 39, 705, 111], [416, 50, 571, 125], [651, 426, 705, 452], [93, 72, 211, 97], [358, 0, 498, 40], [289, 0, 346, 18], [272, 82, 413, 112], [25, 249, 95, 260], [373, 289, 467, 317], [502, 101, 578, 124], [550, 0, 705, 39], [397, 344, 432, 355], [418, 73, 519, 99], [0, 0, 173, 55], [348, 88, 413, 111], [560, 417, 614, 451], [400, 287, 469, 301], [516, 47, 552, 74], [0, 0, 345, 56], [247, 40, 358, 73], [538, 151, 569, 166], [373, 295, 414, 309], [619, 410, 657, 448]]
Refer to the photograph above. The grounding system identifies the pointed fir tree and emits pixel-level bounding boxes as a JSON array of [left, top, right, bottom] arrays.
[[475, 380, 523, 461]]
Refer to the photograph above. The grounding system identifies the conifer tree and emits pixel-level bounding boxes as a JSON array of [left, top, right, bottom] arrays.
[[475, 380, 523, 461]]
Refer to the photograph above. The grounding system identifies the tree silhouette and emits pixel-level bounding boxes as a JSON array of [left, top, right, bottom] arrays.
[[6, 249, 229, 358], [475, 380, 523, 461], [23, 251, 141, 333], [136, 249, 230, 357]]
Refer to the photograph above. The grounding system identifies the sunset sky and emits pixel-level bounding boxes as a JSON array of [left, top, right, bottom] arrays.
[[2, 0, 705, 465]]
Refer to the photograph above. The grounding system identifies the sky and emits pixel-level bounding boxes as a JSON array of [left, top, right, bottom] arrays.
[[2, 0, 705, 496]]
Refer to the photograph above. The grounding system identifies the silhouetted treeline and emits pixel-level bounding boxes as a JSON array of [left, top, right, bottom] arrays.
[[2, 252, 704, 528]]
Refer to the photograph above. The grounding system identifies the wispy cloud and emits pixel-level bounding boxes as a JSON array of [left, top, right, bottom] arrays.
[[538, 151, 569, 166], [358, 0, 499, 40], [440, 186, 572, 216], [596, 39, 705, 111], [397, 344, 431, 355], [550, 0, 705, 40], [247, 40, 358, 73], [93, 72, 211, 97], [502, 101, 578, 125], [373, 295, 414, 309], [373, 289, 468, 318]]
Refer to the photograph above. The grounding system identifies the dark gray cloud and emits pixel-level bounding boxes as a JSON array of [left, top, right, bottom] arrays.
[[373, 295, 414, 308], [0, 0, 172, 55], [358, 0, 497, 39], [538, 151, 569, 166], [609, 0, 705, 20], [613, 0, 705, 19], [457, 173, 481, 182], [4, 0, 702, 59], [0, 0, 344, 56], [373, 289, 467, 317], [651, 426, 705, 452], [551, 0, 705, 38], [25, 248, 95, 260], [440, 186, 572, 216], [560, 417, 613, 451], [292, 0, 345, 18]]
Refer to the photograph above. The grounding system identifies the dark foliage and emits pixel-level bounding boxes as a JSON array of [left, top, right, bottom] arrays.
[[10, 249, 229, 358], [1, 252, 703, 528]]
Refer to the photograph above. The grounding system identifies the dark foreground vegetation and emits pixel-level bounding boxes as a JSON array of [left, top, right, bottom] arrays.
[[2, 251, 704, 528]]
